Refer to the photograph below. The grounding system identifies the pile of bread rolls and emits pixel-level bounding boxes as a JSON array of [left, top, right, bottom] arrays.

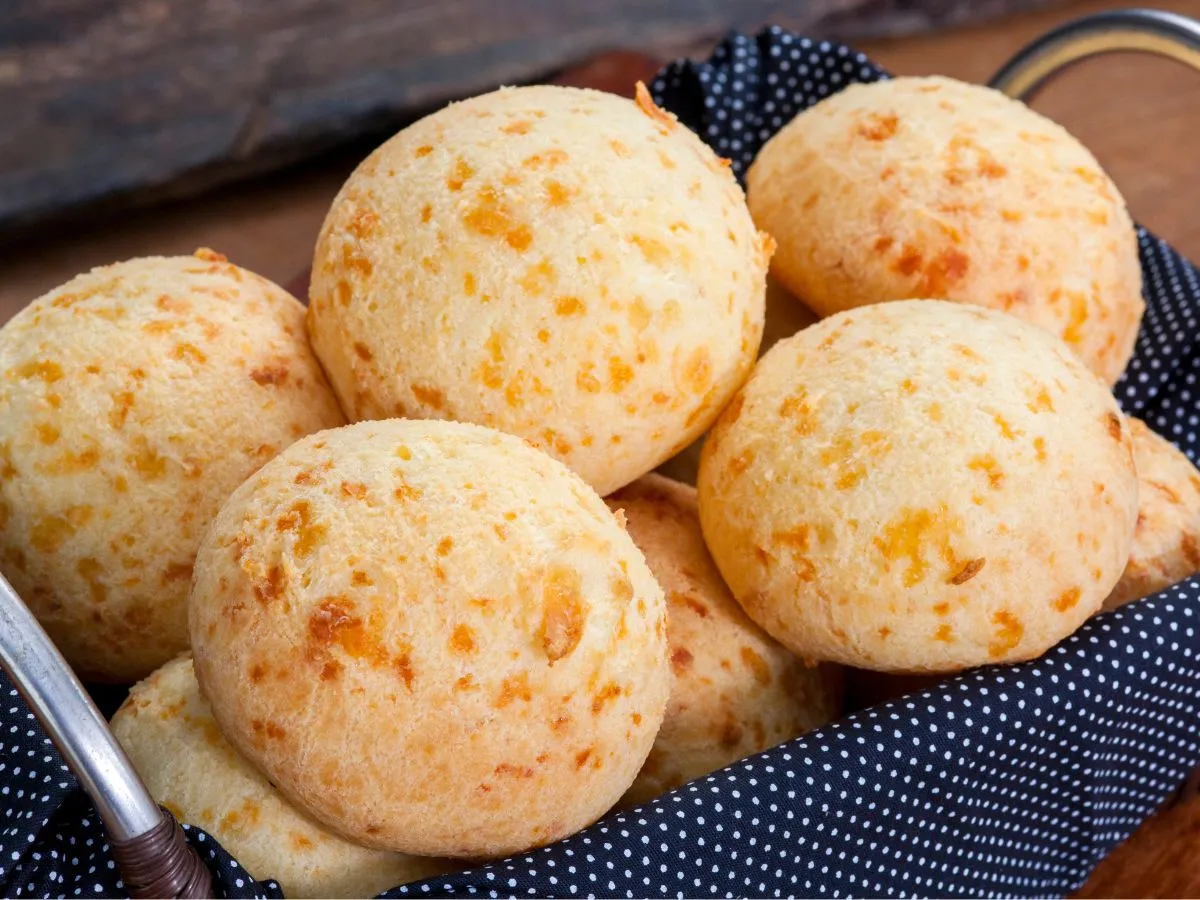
[[1, 71, 1197, 896]]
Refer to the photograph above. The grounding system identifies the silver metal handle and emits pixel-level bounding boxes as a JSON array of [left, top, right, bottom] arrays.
[[989, 7, 1200, 101], [0, 571, 162, 841]]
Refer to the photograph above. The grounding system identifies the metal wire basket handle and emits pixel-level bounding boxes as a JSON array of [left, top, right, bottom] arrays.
[[2, 9, 1199, 900], [989, 7, 1200, 99], [0, 572, 211, 899]]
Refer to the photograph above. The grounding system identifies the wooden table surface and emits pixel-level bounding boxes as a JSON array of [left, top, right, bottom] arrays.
[[1, 0, 1198, 894]]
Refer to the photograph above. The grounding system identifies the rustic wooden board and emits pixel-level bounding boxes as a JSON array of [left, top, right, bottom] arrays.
[[0, 0, 1063, 238], [1075, 774, 1200, 898]]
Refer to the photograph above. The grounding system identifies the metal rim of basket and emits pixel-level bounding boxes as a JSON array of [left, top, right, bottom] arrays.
[[1, 8, 1199, 899], [988, 7, 1200, 99]]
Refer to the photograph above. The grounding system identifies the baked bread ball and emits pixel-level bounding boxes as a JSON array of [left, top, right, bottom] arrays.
[[698, 300, 1138, 673], [747, 76, 1143, 385], [189, 419, 669, 858], [606, 475, 839, 807], [0, 251, 345, 683], [112, 655, 452, 898], [308, 83, 771, 495], [1102, 417, 1200, 611]]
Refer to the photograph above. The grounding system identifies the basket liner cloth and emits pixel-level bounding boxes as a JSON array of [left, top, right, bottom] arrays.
[[1, 28, 1199, 900]]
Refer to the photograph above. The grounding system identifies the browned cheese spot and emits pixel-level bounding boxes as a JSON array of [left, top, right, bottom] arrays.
[[576, 363, 601, 393], [740, 646, 772, 686], [779, 387, 818, 436], [608, 357, 634, 392], [411, 383, 446, 410], [671, 591, 709, 618], [682, 347, 712, 394], [727, 449, 755, 481], [276, 500, 326, 558], [340, 481, 368, 500], [463, 185, 533, 251], [892, 245, 924, 277], [1027, 387, 1055, 413], [1148, 480, 1182, 504], [248, 362, 289, 386], [172, 343, 207, 365], [540, 566, 588, 664], [447, 158, 474, 191], [968, 455, 1005, 489], [555, 295, 585, 316], [629, 235, 670, 266], [873, 504, 963, 588], [1181, 533, 1200, 567], [671, 647, 694, 674], [76, 557, 106, 604], [857, 112, 898, 141], [591, 682, 622, 714], [494, 762, 535, 778], [988, 610, 1024, 658], [634, 81, 675, 132], [1053, 587, 1082, 612], [250, 719, 286, 741], [162, 560, 193, 584], [34, 422, 60, 445], [992, 414, 1022, 441], [495, 673, 533, 708], [125, 438, 167, 480], [523, 149, 568, 170], [518, 258, 555, 295], [545, 179, 577, 206], [450, 624, 477, 655], [347, 208, 379, 240], [949, 558, 986, 585], [394, 654, 414, 689], [574, 748, 594, 769], [919, 248, 970, 296]]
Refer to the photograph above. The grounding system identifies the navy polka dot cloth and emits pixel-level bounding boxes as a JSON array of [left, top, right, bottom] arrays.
[[2, 27, 1199, 900]]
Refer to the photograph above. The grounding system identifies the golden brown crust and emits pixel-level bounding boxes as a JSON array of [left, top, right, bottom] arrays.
[[189, 419, 669, 858], [1103, 418, 1200, 610], [0, 254, 345, 682], [112, 656, 454, 898], [747, 76, 1143, 385], [697, 300, 1138, 673], [607, 475, 840, 807], [307, 84, 767, 495]]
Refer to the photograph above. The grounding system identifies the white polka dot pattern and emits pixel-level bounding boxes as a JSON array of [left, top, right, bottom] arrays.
[[2, 27, 1199, 900]]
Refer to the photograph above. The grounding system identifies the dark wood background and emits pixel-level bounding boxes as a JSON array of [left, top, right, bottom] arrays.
[[0, 0, 1062, 238]]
